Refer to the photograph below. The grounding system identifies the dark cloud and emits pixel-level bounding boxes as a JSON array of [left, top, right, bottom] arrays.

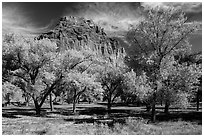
[[2, 2, 37, 34], [2, 2, 69, 34]]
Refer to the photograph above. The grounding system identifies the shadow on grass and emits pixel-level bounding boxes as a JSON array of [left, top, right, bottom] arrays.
[[156, 112, 202, 124], [34, 130, 47, 135], [2, 104, 202, 126], [2, 107, 49, 118], [62, 106, 151, 126]]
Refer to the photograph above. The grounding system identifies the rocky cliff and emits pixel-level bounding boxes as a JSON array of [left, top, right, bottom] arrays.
[[36, 16, 125, 57]]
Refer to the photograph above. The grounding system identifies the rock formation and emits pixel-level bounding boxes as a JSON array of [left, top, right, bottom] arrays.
[[36, 16, 125, 58]]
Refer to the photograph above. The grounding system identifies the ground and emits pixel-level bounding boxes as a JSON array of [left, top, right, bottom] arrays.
[[2, 103, 202, 135]]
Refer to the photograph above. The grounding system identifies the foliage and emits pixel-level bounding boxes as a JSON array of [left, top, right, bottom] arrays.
[[2, 33, 105, 114], [122, 70, 153, 104], [126, 6, 200, 120], [2, 81, 24, 103], [97, 59, 127, 107], [127, 6, 200, 80], [2, 34, 60, 113], [64, 70, 103, 103], [159, 55, 202, 108]]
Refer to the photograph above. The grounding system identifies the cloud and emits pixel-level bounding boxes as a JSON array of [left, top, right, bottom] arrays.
[[3, 3, 32, 33], [141, 2, 202, 13], [141, 2, 168, 9], [63, 2, 144, 32], [165, 2, 202, 13], [2, 3, 52, 35], [3, 2, 201, 35], [63, 2, 202, 32]]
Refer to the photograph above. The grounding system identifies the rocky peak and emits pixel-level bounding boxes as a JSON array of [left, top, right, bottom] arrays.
[[36, 16, 125, 57]]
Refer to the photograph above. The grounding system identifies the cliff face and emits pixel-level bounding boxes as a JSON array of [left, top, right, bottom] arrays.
[[36, 16, 125, 56]]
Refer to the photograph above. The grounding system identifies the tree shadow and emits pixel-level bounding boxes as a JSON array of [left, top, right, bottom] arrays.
[[49, 107, 75, 116], [67, 105, 202, 126], [2, 113, 21, 119], [156, 111, 202, 124], [2, 104, 202, 126], [2, 107, 49, 118], [61, 106, 151, 127]]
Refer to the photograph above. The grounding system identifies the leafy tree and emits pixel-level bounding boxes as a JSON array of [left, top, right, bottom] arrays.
[[3, 34, 59, 114], [39, 48, 97, 113], [99, 66, 124, 111], [96, 52, 130, 112], [122, 70, 154, 110], [64, 70, 103, 113], [159, 56, 201, 113], [3, 33, 98, 115], [174, 51, 202, 111], [127, 6, 200, 121]]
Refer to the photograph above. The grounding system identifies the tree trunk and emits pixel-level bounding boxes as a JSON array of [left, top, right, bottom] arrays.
[[61, 95, 64, 105], [73, 98, 76, 114], [72, 90, 77, 114], [107, 101, 111, 112], [196, 91, 199, 111], [24, 96, 27, 106], [49, 93, 53, 111], [7, 94, 11, 106], [146, 104, 151, 112], [107, 92, 112, 114], [36, 106, 41, 115], [34, 100, 41, 115], [164, 100, 170, 114], [151, 92, 156, 122], [25, 96, 29, 106]]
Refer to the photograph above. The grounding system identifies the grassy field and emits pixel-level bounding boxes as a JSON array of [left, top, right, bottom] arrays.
[[2, 103, 202, 135]]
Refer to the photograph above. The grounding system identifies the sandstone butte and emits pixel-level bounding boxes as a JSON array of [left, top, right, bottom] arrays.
[[36, 16, 126, 57]]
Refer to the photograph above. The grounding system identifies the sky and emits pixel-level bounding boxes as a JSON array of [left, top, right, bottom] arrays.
[[2, 2, 202, 52]]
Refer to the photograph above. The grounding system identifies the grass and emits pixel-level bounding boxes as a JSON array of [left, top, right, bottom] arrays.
[[2, 103, 202, 135], [94, 118, 202, 135]]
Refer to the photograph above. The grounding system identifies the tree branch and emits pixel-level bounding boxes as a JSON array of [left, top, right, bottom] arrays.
[[81, 62, 94, 74], [111, 84, 119, 95], [103, 82, 111, 93], [158, 28, 168, 55], [76, 86, 87, 98], [164, 29, 194, 56], [69, 57, 90, 70], [16, 52, 30, 72], [133, 37, 148, 56], [39, 73, 63, 107], [12, 73, 29, 83]]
